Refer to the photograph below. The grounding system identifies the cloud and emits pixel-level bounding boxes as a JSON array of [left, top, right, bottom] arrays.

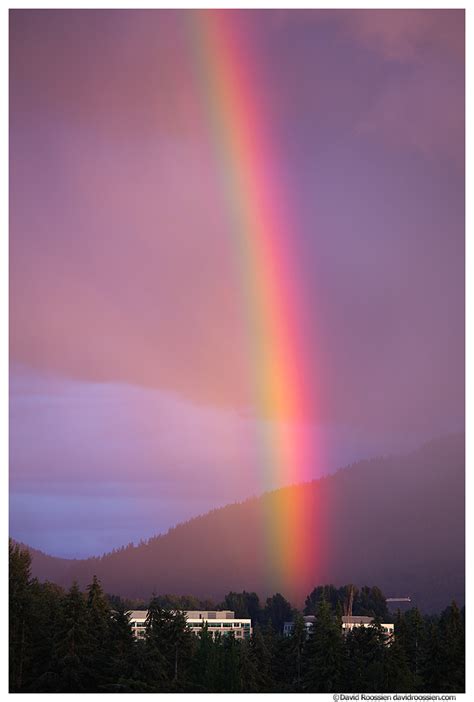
[[339, 10, 464, 164], [269, 9, 464, 164], [9, 365, 264, 500], [338, 9, 464, 63], [356, 60, 464, 166]]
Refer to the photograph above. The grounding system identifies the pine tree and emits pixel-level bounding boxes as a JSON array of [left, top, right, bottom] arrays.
[[9, 540, 32, 692], [26, 579, 64, 692], [355, 586, 390, 620], [221, 590, 262, 623], [304, 584, 340, 615], [165, 609, 195, 690], [142, 596, 170, 690], [84, 575, 113, 690], [302, 598, 343, 692], [238, 637, 260, 692], [342, 622, 388, 691], [362, 621, 394, 692], [385, 627, 416, 692], [395, 607, 425, 688], [420, 619, 444, 691], [220, 631, 241, 692], [101, 603, 137, 692], [276, 611, 305, 692], [436, 601, 465, 692], [190, 623, 217, 692], [142, 596, 194, 690], [250, 623, 274, 691], [343, 626, 367, 691], [51, 582, 91, 692], [263, 592, 293, 634], [291, 611, 307, 690]]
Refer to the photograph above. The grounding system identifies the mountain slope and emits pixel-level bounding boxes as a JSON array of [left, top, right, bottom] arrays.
[[21, 434, 464, 612]]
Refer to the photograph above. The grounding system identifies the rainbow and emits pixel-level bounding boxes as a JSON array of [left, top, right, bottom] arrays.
[[188, 9, 323, 598]]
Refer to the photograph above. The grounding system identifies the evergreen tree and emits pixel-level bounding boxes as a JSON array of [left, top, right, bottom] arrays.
[[165, 609, 195, 689], [27, 579, 64, 692], [142, 596, 170, 690], [385, 626, 416, 692], [304, 584, 341, 615], [101, 603, 137, 692], [238, 637, 260, 692], [355, 586, 390, 620], [302, 598, 343, 692], [263, 592, 293, 634], [272, 611, 306, 692], [143, 597, 194, 690], [51, 582, 91, 692], [190, 623, 218, 692], [394, 607, 425, 687], [9, 540, 32, 692], [435, 602, 465, 692], [85, 575, 113, 690], [221, 590, 262, 623], [420, 618, 444, 691], [249, 623, 274, 692], [219, 631, 241, 692], [343, 622, 392, 692]]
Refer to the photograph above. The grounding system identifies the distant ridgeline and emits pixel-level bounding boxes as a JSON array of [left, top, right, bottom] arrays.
[[19, 434, 464, 613]]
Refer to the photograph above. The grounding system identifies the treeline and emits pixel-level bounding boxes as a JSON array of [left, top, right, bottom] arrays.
[[10, 541, 464, 693], [107, 583, 391, 630]]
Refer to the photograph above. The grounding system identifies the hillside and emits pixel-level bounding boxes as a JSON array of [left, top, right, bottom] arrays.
[[21, 434, 464, 612]]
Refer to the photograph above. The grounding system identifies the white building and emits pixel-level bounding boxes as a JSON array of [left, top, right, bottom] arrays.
[[342, 615, 394, 638], [283, 614, 394, 640], [128, 610, 252, 640]]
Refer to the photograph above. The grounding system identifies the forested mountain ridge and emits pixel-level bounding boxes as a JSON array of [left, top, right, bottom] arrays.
[[18, 434, 464, 612]]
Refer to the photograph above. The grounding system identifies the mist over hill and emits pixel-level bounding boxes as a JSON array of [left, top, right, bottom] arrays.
[[20, 434, 464, 613]]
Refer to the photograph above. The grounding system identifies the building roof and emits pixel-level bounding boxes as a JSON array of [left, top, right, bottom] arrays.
[[185, 610, 235, 619], [127, 609, 242, 621]]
